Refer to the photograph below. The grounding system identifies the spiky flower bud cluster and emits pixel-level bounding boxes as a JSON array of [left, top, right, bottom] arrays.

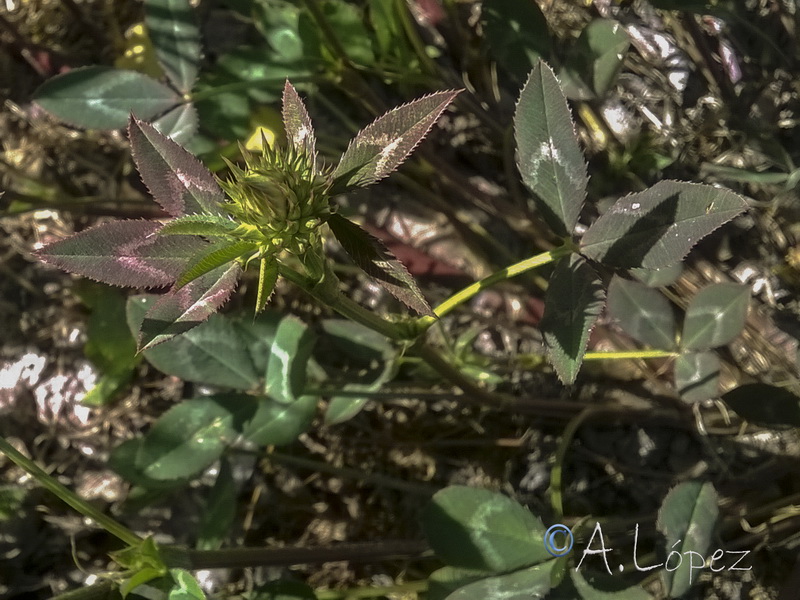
[[219, 142, 331, 256]]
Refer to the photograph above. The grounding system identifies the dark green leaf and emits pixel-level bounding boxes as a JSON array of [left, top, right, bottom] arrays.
[[607, 276, 676, 349], [255, 257, 279, 314], [681, 283, 749, 350], [282, 81, 316, 166], [427, 567, 489, 600], [37, 220, 207, 288], [176, 240, 256, 288], [127, 295, 260, 389], [159, 215, 238, 237], [571, 570, 652, 600], [444, 562, 557, 600], [232, 312, 284, 376], [674, 352, 720, 403], [145, 0, 201, 93], [34, 67, 179, 129], [153, 103, 198, 145], [514, 61, 589, 237], [631, 264, 683, 287], [540, 255, 605, 384], [134, 395, 253, 481], [327, 214, 432, 315], [657, 481, 719, 598], [332, 90, 460, 189], [129, 116, 226, 217], [483, 0, 550, 83], [242, 395, 317, 446], [110, 438, 188, 489], [560, 19, 629, 100], [421, 486, 550, 573], [580, 181, 748, 269], [266, 316, 316, 403], [197, 458, 236, 551], [722, 384, 800, 427], [138, 262, 241, 350]]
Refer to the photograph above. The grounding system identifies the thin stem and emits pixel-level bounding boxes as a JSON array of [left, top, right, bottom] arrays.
[[0, 436, 141, 547], [418, 245, 571, 328], [583, 350, 678, 360]]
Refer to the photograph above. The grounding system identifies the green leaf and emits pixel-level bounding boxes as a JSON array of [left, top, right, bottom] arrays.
[[176, 240, 256, 288], [674, 352, 720, 403], [251, 579, 318, 600], [255, 257, 279, 314], [34, 67, 179, 129], [427, 567, 489, 600], [514, 61, 589, 237], [242, 395, 317, 446], [631, 263, 683, 287], [127, 295, 260, 389], [153, 103, 198, 145], [332, 90, 460, 189], [36, 220, 208, 288], [580, 181, 748, 269], [159, 215, 238, 237], [483, 0, 551, 83], [196, 457, 236, 550], [266, 316, 316, 403], [282, 81, 316, 166], [121, 567, 166, 598], [327, 214, 433, 315], [571, 569, 652, 600], [657, 481, 719, 598], [421, 486, 551, 573], [145, 0, 201, 93], [168, 569, 206, 600], [129, 116, 226, 217], [607, 276, 676, 349], [722, 383, 800, 427], [681, 283, 749, 350], [540, 255, 605, 385], [560, 19, 629, 100], [134, 395, 252, 481], [444, 562, 557, 600], [138, 262, 241, 350]]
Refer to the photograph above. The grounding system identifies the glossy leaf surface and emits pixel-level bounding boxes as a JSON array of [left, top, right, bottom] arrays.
[[514, 61, 588, 237], [681, 283, 749, 350], [540, 255, 605, 384], [581, 181, 748, 269], [607, 276, 676, 349]]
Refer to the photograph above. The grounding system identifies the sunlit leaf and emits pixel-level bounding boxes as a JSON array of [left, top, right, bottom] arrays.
[[722, 383, 800, 427], [145, 0, 201, 93], [175, 240, 256, 289], [422, 486, 550, 573], [332, 90, 460, 189], [242, 395, 317, 446], [427, 567, 489, 600], [266, 316, 316, 403], [153, 102, 198, 145], [445, 562, 556, 600], [129, 116, 226, 217], [674, 352, 720, 403], [37, 220, 207, 288], [158, 214, 238, 237], [138, 262, 241, 350], [514, 61, 588, 237], [327, 214, 432, 315], [255, 257, 280, 314], [656, 481, 718, 598], [282, 81, 316, 166], [34, 67, 179, 129], [681, 283, 749, 350], [607, 276, 676, 349], [631, 263, 683, 287], [560, 19, 629, 100], [580, 181, 748, 269], [540, 255, 605, 384], [168, 569, 206, 600]]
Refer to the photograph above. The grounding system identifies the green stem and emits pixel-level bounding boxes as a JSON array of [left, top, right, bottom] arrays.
[[418, 245, 571, 328], [515, 350, 678, 367], [0, 436, 141, 547]]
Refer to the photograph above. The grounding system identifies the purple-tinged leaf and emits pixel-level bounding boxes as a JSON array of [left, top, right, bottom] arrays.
[[36, 220, 208, 288], [138, 262, 241, 350], [327, 214, 433, 316], [255, 257, 279, 315], [540, 254, 605, 384], [176, 240, 257, 289], [129, 116, 225, 217], [282, 81, 316, 169], [580, 181, 748, 269], [159, 214, 238, 237], [332, 89, 461, 189]]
